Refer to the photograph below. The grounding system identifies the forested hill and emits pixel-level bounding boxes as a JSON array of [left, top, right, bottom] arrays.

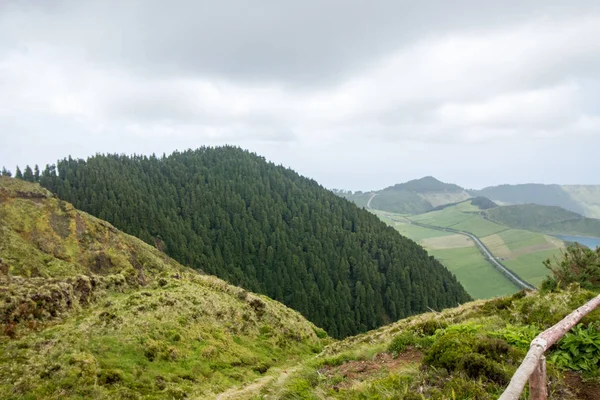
[[35, 147, 470, 338]]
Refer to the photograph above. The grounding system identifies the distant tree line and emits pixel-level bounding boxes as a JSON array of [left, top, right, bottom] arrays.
[[2, 165, 41, 182], [15, 147, 471, 338]]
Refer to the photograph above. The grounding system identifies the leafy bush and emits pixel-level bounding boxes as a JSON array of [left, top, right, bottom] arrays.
[[313, 327, 328, 339], [550, 323, 600, 376], [432, 322, 483, 338], [490, 324, 540, 349], [410, 319, 448, 336], [542, 245, 600, 291], [388, 331, 433, 355], [424, 331, 520, 385]]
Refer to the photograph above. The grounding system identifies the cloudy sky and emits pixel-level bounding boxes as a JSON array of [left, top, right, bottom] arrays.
[[1, 0, 599, 190]]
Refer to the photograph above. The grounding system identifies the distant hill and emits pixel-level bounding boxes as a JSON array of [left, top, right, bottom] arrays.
[[471, 183, 600, 218], [486, 204, 600, 237], [0, 177, 328, 398], [386, 176, 464, 193], [339, 178, 600, 223], [369, 190, 433, 214], [340, 177, 472, 214], [36, 148, 470, 338]]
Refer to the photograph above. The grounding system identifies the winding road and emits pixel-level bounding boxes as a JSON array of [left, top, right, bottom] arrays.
[[371, 206, 536, 291], [367, 193, 377, 209], [406, 220, 536, 290]]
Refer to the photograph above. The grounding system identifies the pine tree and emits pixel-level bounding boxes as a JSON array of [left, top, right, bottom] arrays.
[[15, 166, 23, 179], [38, 147, 471, 338], [23, 165, 35, 182], [1, 167, 11, 177]]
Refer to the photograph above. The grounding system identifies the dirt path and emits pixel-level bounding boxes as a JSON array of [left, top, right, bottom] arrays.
[[214, 365, 300, 400]]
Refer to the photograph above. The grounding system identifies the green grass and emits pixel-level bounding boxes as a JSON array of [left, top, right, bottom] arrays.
[[503, 249, 562, 287], [386, 221, 453, 242], [0, 279, 328, 399], [410, 208, 470, 226], [369, 190, 432, 214], [409, 204, 506, 238], [375, 208, 518, 299], [498, 229, 549, 251], [261, 287, 600, 399], [486, 203, 600, 237], [428, 247, 519, 299], [406, 203, 565, 289], [451, 215, 507, 237], [0, 177, 329, 399]]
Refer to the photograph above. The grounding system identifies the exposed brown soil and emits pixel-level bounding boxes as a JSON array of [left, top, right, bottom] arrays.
[[564, 371, 600, 400], [320, 349, 423, 390]]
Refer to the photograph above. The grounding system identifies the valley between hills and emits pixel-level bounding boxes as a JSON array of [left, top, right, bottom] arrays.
[[2, 150, 600, 399], [337, 176, 600, 300]]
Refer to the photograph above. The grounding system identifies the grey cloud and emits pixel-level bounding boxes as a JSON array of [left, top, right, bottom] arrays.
[[3, 0, 599, 86], [1, 0, 600, 189]]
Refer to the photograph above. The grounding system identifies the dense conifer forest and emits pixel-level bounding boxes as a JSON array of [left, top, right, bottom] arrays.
[[30, 147, 469, 337]]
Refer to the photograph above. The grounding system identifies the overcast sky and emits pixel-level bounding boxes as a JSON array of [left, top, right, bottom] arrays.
[[1, 0, 599, 190]]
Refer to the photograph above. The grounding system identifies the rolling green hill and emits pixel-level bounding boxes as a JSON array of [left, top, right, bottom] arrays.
[[369, 191, 432, 214], [0, 177, 329, 399], [341, 177, 472, 214], [3, 177, 599, 400], [472, 183, 600, 219], [486, 204, 600, 238], [34, 148, 470, 338]]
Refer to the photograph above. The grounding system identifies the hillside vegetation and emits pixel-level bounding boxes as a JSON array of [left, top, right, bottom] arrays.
[[373, 209, 519, 299], [342, 177, 472, 214], [0, 177, 331, 398], [257, 278, 600, 399], [385, 200, 565, 290], [486, 204, 600, 237], [3, 178, 600, 399], [472, 183, 600, 218], [35, 148, 470, 338]]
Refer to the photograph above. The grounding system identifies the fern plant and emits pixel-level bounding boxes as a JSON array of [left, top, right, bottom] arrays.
[[550, 323, 600, 375]]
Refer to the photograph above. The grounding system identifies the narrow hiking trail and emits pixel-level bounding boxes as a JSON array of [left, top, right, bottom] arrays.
[[214, 365, 300, 400]]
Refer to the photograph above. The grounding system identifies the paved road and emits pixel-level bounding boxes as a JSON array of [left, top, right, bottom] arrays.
[[407, 219, 536, 291]]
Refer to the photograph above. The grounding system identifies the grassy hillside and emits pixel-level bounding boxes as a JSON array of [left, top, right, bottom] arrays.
[[563, 185, 600, 219], [369, 191, 432, 214], [37, 148, 470, 338], [410, 201, 507, 237], [335, 191, 371, 209], [405, 202, 565, 289], [340, 177, 472, 214], [386, 176, 464, 193], [486, 204, 600, 237], [471, 183, 596, 217], [0, 177, 328, 399], [256, 287, 600, 399]]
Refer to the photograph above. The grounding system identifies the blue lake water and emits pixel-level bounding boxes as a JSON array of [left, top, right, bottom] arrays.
[[552, 235, 600, 249]]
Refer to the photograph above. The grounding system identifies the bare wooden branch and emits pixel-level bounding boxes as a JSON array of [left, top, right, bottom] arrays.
[[538, 294, 600, 348], [498, 342, 545, 400], [499, 293, 600, 400], [529, 355, 548, 400]]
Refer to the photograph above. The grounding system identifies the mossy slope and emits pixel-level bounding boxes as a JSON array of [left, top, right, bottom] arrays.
[[259, 287, 600, 399], [0, 177, 328, 399]]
